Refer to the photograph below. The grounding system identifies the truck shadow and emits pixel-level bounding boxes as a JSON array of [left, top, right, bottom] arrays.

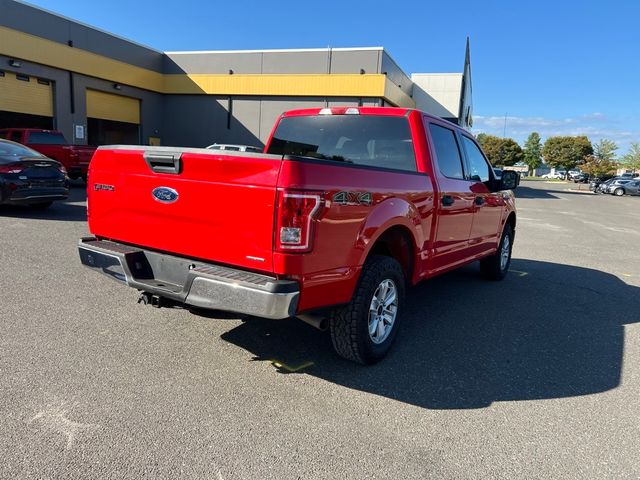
[[0, 183, 87, 222], [516, 185, 593, 199], [220, 259, 639, 409]]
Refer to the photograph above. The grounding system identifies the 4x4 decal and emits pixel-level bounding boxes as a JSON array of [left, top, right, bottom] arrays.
[[333, 191, 373, 206]]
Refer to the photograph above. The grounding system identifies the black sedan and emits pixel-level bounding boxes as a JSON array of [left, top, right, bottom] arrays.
[[0, 138, 69, 209]]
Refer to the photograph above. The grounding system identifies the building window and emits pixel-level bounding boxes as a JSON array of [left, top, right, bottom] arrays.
[[37, 78, 51, 85], [16, 74, 30, 82]]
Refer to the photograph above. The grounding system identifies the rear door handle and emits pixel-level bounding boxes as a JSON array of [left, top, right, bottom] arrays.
[[474, 196, 485, 206], [441, 195, 454, 207]]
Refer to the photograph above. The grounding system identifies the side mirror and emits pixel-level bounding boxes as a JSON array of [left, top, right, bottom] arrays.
[[499, 170, 520, 190]]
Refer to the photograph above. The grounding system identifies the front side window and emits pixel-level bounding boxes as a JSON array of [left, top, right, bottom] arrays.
[[461, 135, 491, 182], [428, 123, 464, 179], [267, 115, 417, 172]]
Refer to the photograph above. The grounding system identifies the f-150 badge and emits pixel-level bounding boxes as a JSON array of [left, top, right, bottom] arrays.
[[333, 191, 373, 206], [152, 186, 179, 203]]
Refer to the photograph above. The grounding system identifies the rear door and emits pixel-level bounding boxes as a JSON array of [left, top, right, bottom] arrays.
[[88, 147, 283, 272], [426, 120, 475, 273]]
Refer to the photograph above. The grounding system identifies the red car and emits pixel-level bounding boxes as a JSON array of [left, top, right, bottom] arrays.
[[0, 128, 96, 181], [78, 107, 518, 364]]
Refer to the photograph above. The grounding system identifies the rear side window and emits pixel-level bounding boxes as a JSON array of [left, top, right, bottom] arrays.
[[10, 132, 22, 143], [461, 135, 491, 182], [428, 124, 464, 179], [27, 132, 67, 145], [267, 115, 417, 172]]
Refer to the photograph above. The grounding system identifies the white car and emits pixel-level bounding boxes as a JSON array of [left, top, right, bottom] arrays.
[[206, 143, 262, 153], [542, 172, 563, 179]]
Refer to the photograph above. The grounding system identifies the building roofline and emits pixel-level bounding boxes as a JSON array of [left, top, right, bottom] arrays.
[[411, 73, 463, 76], [15, 0, 162, 54], [164, 47, 385, 55]]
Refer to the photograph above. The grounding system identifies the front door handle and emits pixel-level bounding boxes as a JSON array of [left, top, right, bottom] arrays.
[[442, 195, 455, 207], [474, 196, 485, 206]]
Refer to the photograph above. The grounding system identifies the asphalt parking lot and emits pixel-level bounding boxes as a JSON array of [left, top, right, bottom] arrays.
[[1, 181, 639, 479]]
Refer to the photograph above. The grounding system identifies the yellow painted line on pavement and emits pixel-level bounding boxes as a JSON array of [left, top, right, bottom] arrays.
[[270, 360, 315, 373], [511, 270, 529, 277]]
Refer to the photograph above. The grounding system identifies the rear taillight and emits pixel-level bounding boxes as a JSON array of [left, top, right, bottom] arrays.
[[0, 164, 24, 174], [275, 190, 324, 253]]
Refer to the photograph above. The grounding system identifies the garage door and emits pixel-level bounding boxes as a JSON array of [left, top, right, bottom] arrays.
[[0, 71, 54, 129], [86, 89, 140, 145], [86, 90, 140, 124]]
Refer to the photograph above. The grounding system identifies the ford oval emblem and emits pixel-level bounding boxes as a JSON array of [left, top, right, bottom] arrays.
[[152, 186, 179, 203]]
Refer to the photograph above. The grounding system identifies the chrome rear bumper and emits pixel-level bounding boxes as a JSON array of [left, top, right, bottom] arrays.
[[78, 237, 299, 319]]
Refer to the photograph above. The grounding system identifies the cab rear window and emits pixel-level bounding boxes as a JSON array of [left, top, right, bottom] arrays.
[[27, 132, 67, 145], [267, 115, 417, 172]]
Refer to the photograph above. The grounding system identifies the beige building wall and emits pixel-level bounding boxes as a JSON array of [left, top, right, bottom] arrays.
[[411, 73, 463, 120]]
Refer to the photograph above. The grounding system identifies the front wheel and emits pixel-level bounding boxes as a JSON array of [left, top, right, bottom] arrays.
[[480, 224, 514, 281], [329, 255, 405, 364], [613, 188, 624, 196]]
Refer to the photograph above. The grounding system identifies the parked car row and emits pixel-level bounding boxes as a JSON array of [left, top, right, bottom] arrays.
[[590, 176, 640, 196], [542, 170, 590, 181]]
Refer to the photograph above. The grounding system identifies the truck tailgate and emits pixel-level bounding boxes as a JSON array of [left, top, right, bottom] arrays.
[[87, 146, 282, 272]]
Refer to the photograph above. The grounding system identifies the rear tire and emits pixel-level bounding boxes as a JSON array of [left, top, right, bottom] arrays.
[[329, 255, 405, 364], [480, 223, 513, 281], [29, 201, 53, 210], [613, 188, 624, 196]]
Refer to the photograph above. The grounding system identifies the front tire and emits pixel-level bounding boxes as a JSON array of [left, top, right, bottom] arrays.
[[480, 223, 514, 281], [613, 188, 624, 196], [329, 255, 405, 364]]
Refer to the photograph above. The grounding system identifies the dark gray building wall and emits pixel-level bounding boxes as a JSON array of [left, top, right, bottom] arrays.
[[162, 96, 230, 148], [1, 0, 164, 72], [161, 95, 382, 148], [381, 51, 413, 99], [163, 48, 383, 75]]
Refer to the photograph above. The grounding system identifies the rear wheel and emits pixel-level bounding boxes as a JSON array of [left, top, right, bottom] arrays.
[[29, 201, 53, 210], [329, 255, 405, 364], [613, 188, 624, 196], [480, 223, 513, 281]]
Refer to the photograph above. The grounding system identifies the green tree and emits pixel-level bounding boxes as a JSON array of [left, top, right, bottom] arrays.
[[477, 134, 524, 166], [593, 139, 618, 162], [523, 132, 542, 175], [580, 155, 618, 178], [621, 142, 640, 173], [542, 136, 593, 176]]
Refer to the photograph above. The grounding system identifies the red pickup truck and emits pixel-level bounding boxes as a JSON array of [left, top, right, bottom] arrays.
[[78, 107, 518, 364], [0, 128, 96, 181]]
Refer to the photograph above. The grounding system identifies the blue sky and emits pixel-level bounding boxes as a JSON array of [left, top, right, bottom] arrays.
[[24, 0, 640, 154]]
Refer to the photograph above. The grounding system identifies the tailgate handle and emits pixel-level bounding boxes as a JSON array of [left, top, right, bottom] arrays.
[[144, 152, 183, 174]]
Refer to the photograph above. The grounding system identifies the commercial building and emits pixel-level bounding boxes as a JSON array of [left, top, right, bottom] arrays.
[[0, 0, 472, 148]]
